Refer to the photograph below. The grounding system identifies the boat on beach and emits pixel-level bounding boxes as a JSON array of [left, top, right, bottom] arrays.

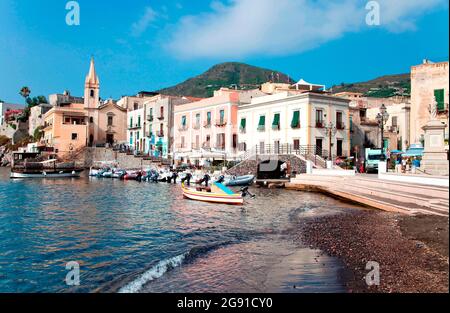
[[10, 152, 83, 179], [224, 175, 255, 187], [181, 182, 244, 205]]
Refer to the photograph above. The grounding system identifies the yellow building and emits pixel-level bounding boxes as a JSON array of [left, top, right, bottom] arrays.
[[42, 58, 128, 157]]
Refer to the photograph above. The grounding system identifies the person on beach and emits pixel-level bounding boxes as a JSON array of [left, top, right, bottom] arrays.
[[280, 162, 288, 178], [172, 171, 178, 184], [401, 157, 407, 173], [181, 172, 192, 186]]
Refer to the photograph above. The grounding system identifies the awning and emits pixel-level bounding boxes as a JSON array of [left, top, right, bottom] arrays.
[[291, 111, 300, 128], [258, 115, 265, 130], [240, 118, 246, 130], [272, 113, 280, 127], [403, 148, 424, 157]]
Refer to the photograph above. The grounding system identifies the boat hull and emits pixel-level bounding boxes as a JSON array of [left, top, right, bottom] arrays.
[[225, 175, 255, 187], [10, 170, 83, 179], [181, 185, 244, 205]]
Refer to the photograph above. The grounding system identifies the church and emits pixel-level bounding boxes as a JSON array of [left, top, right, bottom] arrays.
[[42, 58, 128, 157]]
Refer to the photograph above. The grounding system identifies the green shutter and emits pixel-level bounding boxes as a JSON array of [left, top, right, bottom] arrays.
[[207, 112, 211, 124], [240, 118, 246, 130], [434, 89, 445, 111], [272, 113, 280, 129], [291, 111, 300, 128], [258, 115, 265, 131], [138, 116, 141, 127]]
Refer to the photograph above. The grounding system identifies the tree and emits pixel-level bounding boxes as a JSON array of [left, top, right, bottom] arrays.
[[17, 86, 48, 122], [33, 126, 44, 141]]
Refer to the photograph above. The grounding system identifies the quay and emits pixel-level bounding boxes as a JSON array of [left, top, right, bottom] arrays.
[[286, 174, 449, 217]]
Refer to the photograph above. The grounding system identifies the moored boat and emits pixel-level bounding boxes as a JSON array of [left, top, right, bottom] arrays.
[[224, 175, 255, 187], [181, 182, 244, 205], [10, 152, 83, 179]]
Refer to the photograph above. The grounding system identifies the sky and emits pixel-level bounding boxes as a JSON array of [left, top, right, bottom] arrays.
[[0, 0, 448, 104]]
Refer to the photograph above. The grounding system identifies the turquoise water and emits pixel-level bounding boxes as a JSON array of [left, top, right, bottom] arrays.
[[0, 168, 352, 293]]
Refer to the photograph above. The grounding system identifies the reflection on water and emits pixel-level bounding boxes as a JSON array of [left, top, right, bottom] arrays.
[[0, 168, 358, 293]]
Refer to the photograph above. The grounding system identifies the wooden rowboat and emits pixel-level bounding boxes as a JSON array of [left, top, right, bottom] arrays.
[[181, 182, 244, 205]]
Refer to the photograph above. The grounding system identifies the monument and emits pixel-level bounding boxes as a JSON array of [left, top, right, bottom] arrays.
[[420, 100, 449, 176]]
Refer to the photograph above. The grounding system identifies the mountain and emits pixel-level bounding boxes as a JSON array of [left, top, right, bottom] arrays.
[[157, 62, 295, 98], [331, 73, 411, 98]]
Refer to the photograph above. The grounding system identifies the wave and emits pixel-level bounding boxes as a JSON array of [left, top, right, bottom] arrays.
[[117, 242, 233, 293], [118, 253, 186, 293]]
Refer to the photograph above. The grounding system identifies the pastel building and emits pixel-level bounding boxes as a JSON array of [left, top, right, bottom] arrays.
[[173, 88, 265, 163], [126, 95, 195, 158], [238, 89, 351, 159], [42, 58, 128, 156], [410, 59, 449, 146]]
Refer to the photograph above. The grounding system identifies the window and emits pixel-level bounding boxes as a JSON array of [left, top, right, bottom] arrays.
[[337, 139, 343, 156], [64, 117, 71, 124], [219, 110, 225, 124], [316, 110, 324, 128], [181, 136, 185, 148], [136, 131, 140, 140], [206, 112, 211, 125], [272, 113, 280, 130], [130, 117, 133, 128], [291, 111, 300, 128], [336, 112, 344, 129], [181, 115, 187, 127], [293, 139, 300, 150], [434, 89, 445, 111], [108, 115, 113, 126], [391, 116, 398, 127], [130, 132, 133, 145], [134, 103, 138, 110], [216, 133, 226, 150], [359, 109, 366, 121], [138, 116, 141, 127], [240, 118, 246, 132], [195, 113, 201, 127], [160, 106, 164, 118], [90, 117, 94, 123], [71, 133, 78, 140], [233, 134, 238, 149], [257, 115, 266, 131], [160, 123, 164, 136], [205, 135, 211, 148], [90, 90, 94, 98]]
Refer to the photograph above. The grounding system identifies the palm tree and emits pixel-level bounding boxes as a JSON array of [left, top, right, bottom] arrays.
[[19, 86, 31, 99]]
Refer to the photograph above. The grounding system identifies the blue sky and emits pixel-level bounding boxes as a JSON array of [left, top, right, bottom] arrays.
[[0, 0, 448, 104]]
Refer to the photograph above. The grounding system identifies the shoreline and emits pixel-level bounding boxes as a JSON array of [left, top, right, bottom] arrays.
[[294, 208, 449, 293]]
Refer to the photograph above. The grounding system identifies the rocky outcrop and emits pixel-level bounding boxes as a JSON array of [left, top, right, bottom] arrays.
[[226, 155, 306, 177]]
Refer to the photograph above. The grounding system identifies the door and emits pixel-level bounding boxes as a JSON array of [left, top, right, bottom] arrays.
[[293, 139, 300, 151], [316, 138, 323, 156], [274, 140, 280, 154], [337, 139, 343, 157], [106, 134, 114, 145], [259, 141, 265, 154]]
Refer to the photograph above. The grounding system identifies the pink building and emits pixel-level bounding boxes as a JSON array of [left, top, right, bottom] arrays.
[[173, 88, 264, 164]]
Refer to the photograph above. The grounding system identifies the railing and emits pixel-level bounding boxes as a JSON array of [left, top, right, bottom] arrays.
[[239, 127, 246, 134], [240, 144, 329, 168], [215, 119, 227, 127], [128, 124, 141, 129], [316, 121, 324, 128], [156, 131, 164, 137], [157, 115, 164, 120], [176, 143, 187, 149], [204, 121, 212, 128], [192, 143, 200, 150]]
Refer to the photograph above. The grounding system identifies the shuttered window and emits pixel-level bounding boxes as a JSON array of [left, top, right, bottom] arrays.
[[272, 113, 280, 130], [434, 89, 445, 111]]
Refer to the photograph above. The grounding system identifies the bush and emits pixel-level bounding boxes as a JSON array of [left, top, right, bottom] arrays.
[[33, 126, 44, 141], [0, 135, 10, 146]]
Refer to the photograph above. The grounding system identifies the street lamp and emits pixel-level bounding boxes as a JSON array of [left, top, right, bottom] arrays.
[[376, 103, 389, 160], [325, 121, 337, 161]]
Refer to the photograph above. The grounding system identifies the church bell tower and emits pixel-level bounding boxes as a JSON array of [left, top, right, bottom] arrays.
[[84, 57, 100, 109]]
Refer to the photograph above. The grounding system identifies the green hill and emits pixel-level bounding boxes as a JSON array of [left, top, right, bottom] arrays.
[[331, 73, 411, 98], [157, 62, 294, 98]]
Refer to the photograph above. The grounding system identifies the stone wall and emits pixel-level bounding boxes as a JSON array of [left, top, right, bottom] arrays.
[[226, 154, 306, 176], [82, 148, 163, 169]]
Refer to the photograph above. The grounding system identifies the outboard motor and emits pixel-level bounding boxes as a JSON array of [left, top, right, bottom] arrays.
[[240, 186, 255, 198], [216, 175, 225, 184]]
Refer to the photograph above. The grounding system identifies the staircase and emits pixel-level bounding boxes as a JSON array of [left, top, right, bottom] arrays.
[[227, 144, 326, 176]]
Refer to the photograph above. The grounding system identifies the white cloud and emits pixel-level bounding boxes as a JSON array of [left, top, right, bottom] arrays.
[[165, 0, 447, 59], [132, 7, 157, 37]]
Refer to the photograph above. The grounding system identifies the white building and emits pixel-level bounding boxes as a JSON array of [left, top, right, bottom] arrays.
[[238, 91, 351, 159]]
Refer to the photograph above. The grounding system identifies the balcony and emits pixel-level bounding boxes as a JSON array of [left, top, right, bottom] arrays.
[[257, 125, 265, 132], [193, 123, 201, 130], [157, 131, 164, 137], [176, 143, 187, 149], [214, 144, 226, 151], [272, 124, 280, 131], [336, 122, 345, 130], [147, 115, 154, 122], [192, 143, 201, 150], [315, 121, 324, 128], [239, 127, 246, 134], [202, 142, 211, 150], [215, 119, 227, 127], [178, 125, 188, 132], [128, 123, 141, 130], [157, 114, 164, 120], [204, 121, 212, 129]]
